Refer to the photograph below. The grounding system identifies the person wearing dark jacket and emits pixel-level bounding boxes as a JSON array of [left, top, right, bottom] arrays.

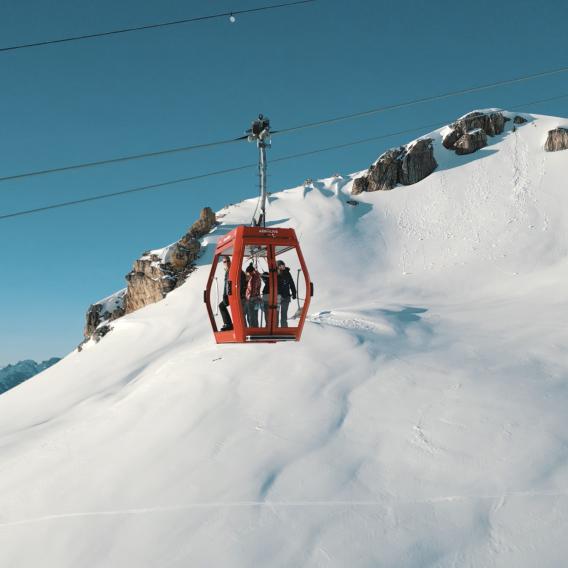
[[219, 257, 246, 331], [276, 260, 296, 327], [260, 271, 270, 326]]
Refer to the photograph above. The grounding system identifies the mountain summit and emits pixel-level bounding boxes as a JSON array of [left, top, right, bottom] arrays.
[[1, 110, 568, 567]]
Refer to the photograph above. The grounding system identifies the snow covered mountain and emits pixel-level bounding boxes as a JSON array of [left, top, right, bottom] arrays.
[[1, 111, 568, 567], [0, 358, 60, 394]]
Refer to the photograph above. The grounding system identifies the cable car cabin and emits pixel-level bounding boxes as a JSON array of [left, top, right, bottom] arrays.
[[204, 226, 313, 343]]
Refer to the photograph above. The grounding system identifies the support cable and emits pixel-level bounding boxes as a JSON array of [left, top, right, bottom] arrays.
[[0, 0, 316, 53], [1, 76, 567, 185], [0, 136, 247, 184], [272, 66, 568, 135], [1, 93, 567, 221]]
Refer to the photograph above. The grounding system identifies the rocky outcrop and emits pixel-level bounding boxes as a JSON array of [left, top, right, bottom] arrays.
[[514, 115, 528, 125], [352, 139, 437, 194], [84, 290, 126, 339], [82, 207, 217, 344], [544, 128, 568, 152], [442, 129, 462, 151], [124, 207, 216, 314], [351, 176, 369, 195], [366, 148, 404, 192], [399, 139, 438, 185], [454, 129, 488, 155], [443, 111, 508, 154], [124, 257, 174, 313], [458, 111, 507, 137]]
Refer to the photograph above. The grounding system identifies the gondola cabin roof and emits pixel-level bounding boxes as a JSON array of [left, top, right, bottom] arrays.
[[214, 226, 299, 255]]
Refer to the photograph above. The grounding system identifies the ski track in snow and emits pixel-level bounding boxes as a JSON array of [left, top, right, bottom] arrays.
[[3, 490, 568, 529]]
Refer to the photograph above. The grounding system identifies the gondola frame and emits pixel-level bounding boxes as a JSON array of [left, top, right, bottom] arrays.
[[204, 226, 312, 344]]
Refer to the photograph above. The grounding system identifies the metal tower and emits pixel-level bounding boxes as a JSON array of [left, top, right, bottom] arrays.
[[247, 114, 271, 227]]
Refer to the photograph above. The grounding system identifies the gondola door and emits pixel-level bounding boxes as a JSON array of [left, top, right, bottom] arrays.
[[239, 243, 274, 337], [239, 240, 293, 342]]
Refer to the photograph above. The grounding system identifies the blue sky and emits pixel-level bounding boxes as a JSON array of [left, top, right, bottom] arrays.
[[1, 0, 567, 366]]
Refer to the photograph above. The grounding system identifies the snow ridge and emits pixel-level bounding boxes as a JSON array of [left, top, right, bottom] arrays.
[[1, 112, 568, 568]]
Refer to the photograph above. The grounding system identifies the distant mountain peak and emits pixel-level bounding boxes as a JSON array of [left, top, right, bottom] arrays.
[[0, 358, 61, 394]]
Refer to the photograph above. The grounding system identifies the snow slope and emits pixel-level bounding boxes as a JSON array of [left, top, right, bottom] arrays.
[[1, 112, 568, 567]]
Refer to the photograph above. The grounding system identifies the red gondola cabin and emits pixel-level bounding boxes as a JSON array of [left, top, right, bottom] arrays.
[[204, 226, 313, 343]]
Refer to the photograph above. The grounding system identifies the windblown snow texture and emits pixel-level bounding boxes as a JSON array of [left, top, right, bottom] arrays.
[[1, 112, 568, 567]]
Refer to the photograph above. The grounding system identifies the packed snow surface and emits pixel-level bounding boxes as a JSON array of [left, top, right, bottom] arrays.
[[1, 113, 568, 567]]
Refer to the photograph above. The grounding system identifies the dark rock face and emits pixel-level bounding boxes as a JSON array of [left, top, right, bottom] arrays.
[[399, 139, 438, 185], [443, 111, 507, 154], [442, 129, 462, 150], [367, 148, 404, 192], [351, 177, 368, 195], [514, 115, 528, 124], [82, 207, 217, 344], [0, 358, 60, 394], [453, 111, 506, 137], [544, 128, 568, 152], [454, 129, 488, 155], [352, 139, 437, 194]]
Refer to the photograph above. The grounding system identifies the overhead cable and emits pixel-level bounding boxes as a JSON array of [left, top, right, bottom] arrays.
[[0, 0, 315, 53], [271, 92, 568, 161], [273, 65, 568, 135], [0, 163, 256, 220], [0, 136, 247, 184], [2, 70, 567, 185], [2, 92, 566, 221]]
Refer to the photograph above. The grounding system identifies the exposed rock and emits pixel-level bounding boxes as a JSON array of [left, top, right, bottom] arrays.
[[443, 110, 507, 154], [352, 139, 437, 194], [123, 207, 217, 315], [124, 258, 171, 313], [84, 290, 126, 338], [454, 129, 488, 155], [173, 207, 217, 273], [453, 111, 506, 138], [93, 324, 112, 343], [84, 304, 103, 338], [514, 115, 528, 124], [82, 207, 217, 344], [351, 177, 368, 195], [367, 148, 404, 192], [544, 127, 568, 152], [398, 139, 438, 185], [442, 129, 462, 150]]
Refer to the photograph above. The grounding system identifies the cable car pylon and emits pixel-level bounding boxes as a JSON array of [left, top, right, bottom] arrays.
[[204, 114, 314, 344], [246, 114, 271, 228]]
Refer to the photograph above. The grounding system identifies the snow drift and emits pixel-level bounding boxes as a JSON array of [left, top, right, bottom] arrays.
[[1, 111, 568, 567]]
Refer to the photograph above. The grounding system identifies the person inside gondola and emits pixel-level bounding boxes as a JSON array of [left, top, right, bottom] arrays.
[[219, 257, 246, 331], [261, 270, 270, 325], [276, 260, 297, 327], [245, 264, 262, 327]]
